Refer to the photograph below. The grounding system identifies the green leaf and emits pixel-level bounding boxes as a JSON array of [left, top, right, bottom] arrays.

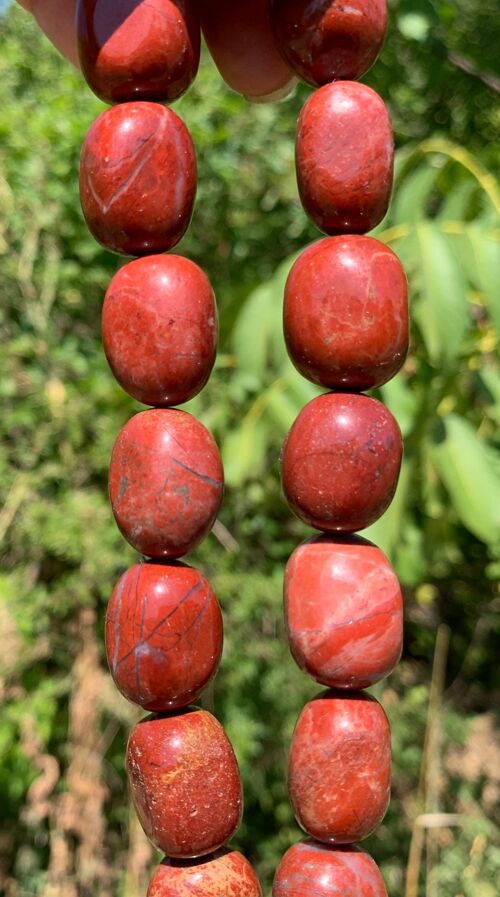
[[432, 414, 500, 545], [467, 226, 500, 331], [364, 460, 413, 562], [380, 376, 419, 437], [265, 388, 301, 432], [285, 369, 322, 407], [398, 12, 432, 41], [437, 179, 477, 221], [232, 255, 296, 384], [479, 367, 500, 424], [222, 417, 269, 487], [232, 282, 276, 383], [413, 222, 470, 365], [391, 163, 440, 225]]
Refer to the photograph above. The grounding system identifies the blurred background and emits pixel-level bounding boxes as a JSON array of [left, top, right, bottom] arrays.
[[0, 1, 499, 895]]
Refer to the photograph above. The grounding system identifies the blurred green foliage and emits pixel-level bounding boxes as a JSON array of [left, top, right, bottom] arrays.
[[0, 1, 499, 896]]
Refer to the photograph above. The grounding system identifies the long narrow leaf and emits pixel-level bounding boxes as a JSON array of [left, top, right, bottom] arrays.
[[413, 223, 470, 365], [432, 414, 500, 546]]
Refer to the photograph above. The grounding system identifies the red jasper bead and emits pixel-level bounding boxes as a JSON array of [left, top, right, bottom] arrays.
[[284, 535, 403, 689], [273, 841, 388, 897], [283, 236, 409, 391], [109, 408, 223, 558], [270, 0, 388, 86], [77, 0, 200, 104], [281, 393, 402, 533], [80, 102, 196, 256], [296, 82, 393, 234], [127, 710, 243, 857], [289, 691, 391, 843], [105, 561, 223, 711], [148, 849, 263, 896], [102, 255, 218, 406]]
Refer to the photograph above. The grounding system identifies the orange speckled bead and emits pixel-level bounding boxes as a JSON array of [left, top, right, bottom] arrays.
[[296, 82, 393, 235], [273, 841, 388, 897], [80, 102, 196, 256], [281, 393, 403, 533], [77, 0, 200, 104], [288, 691, 391, 843], [105, 561, 223, 711], [270, 0, 388, 86], [284, 535, 403, 689], [127, 710, 243, 857], [283, 236, 409, 391], [109, 408, 223, 559], [148, 849, 263, 896], [102, 255, 218, 407]]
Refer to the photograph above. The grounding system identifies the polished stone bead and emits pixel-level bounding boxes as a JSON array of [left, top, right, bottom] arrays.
[[109, 408, 223, 558], [284, 535, 403, 689], [148, 849, 263, 896], [296, 82, 393, 234], [198, 0, 296, 101], [273, 840, 388, 897], [288, 691, 391, 843], [281, 393, 402, 532], [270, 0, 387, 86], [105, 561, 223, 711], [102, 255, 218, 406], [80, 102, 196, 255], [77, 0, 200, 104], [283, 236, 409, 391], [127, 710, 243, 857]]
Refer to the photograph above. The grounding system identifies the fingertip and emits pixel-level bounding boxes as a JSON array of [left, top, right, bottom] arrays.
[[198, 0, 294, 101]]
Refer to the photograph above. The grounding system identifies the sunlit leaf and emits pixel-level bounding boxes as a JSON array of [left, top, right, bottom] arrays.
[[380, 376, 419, 437], [468, 226, 500, 331], [413, 223, 470, 365], [223, 417, 269, 487], [437, 179, 477, 221], [432, 414, 500, 545], [391, 163, 440, 225], [364, 460, 413, 562]]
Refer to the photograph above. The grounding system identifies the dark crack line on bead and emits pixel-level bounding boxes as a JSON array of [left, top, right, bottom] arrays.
[[170, 456, 222, 489], [105, 132, 157, 170], [116, 579, 204, 668]]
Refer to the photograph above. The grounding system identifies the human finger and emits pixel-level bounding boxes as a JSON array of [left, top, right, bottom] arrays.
[[16, 0, 79, 67], [197, 0, 296, 102]]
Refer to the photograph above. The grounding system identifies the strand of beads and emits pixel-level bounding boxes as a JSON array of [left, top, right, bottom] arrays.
[[76, 3, 262, 894], [268, 3, 409, 894]]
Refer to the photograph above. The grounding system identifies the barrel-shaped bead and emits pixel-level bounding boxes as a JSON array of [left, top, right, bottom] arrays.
[[77, 0, 200, 104], [270, 0, 388, 86], [283, 236, 408, 391], [288, 691, 391, 843], [102, 255, 217, 406], [105, 561, 223, 711], [296, 82, 393, 234], [281, 393, 403, 533], [127, 710, 243, 857], [109, 409, 223, 558], [80, 102, 196, 255], [285, 535, 403, 689], [273, 841, 388, 897], [148, 850, 263, 896]]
